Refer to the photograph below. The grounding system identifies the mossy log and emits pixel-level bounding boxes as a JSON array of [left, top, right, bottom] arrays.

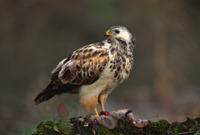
[[30, 116, 200, 135]]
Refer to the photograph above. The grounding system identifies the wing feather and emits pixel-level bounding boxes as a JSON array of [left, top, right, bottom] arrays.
[[51, 44, 109, 86]]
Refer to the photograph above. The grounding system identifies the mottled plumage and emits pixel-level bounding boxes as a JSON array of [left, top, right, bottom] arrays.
[[34, 26, 136, 115]]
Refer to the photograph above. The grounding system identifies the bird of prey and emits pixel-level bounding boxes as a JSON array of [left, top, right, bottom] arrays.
[[34, 26, 136, 115]]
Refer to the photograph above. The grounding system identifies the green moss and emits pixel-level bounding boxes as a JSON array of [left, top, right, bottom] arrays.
[[43, 120, 54, 127], [55, 119, 62, 130], [169, 122, 182, 133], [147, 120, 169, 135], [29, 120, 65, 135], [29, 129, 41, 135], [96, 126, 114, 135], [189, 125, 197, 131], [113, 120, 145, 135]]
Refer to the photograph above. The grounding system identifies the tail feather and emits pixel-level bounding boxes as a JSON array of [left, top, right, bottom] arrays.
[[34, 82, 80, 105], [34, 82, 58, 105]]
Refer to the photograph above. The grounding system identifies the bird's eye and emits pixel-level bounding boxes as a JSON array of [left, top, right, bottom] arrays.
[[115, 30, 120, 34]]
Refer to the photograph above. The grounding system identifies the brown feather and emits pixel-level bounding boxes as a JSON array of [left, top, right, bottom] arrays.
[[34, 82, 80, 105], [58, 45, 109, 85]]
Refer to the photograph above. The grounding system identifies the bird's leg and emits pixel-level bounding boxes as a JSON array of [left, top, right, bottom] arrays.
[[99, 94, 109, 115], [93, 107, 98, 115], [100, 98, 105, 112]]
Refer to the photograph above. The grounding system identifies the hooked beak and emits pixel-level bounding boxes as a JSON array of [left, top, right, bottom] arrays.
[[104, 30, 114, 37]]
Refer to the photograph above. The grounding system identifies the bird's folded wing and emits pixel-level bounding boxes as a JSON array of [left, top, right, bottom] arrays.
[[51, 44, 109, 86]]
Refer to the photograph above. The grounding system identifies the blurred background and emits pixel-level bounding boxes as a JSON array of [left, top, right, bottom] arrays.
[[0, 0, 200, 134]]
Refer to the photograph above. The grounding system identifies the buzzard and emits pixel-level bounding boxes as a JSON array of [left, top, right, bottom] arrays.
[[34, 26, 136, 115]]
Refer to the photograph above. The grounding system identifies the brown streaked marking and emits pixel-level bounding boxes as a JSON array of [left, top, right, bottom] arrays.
[[117, 75, 121, 80], [76, 65, 81, 70], [83, 49, 88, 53], [111, 48, 115, 53], [75, 50, 79, 53], [116, 59, 121, 63], [125, 69, 129, 74], [71, 55, 75, 59], [83, 72, 87, 78], [88, 49, 93, 52], [98, 65, 101, 68], [99, 42, 105, 46], [131, 37, 136, 45], [83, 66, 87, 72], [71, 77, 80, 84], [117, 66, 121, 71], [83, 60, 87, 64], [99, 53, 103, 57], [127, 55, 132, 58], [99, 67, 103, 72], [116, 38, 127, 46], [92, 50, 98, 56], [77, 72, 82, 78], [102, 60, 107, 67], [107, 38, 112, 43], [121, 56, 126, 62], [117, 52, 121, 57], [60, 69, 71, 81], [114, 71, 119, 78], [100, 52, 108, 57], [75, 54, 79, 59], [83, 54, 90, 59], [123, 64, 125, 68], [90, 71, 95, 76], [79, 49, 83, 53], [104, 59, 107, 63]]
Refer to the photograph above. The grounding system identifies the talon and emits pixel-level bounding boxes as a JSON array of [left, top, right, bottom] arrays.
[[100, 111, 109, 115]]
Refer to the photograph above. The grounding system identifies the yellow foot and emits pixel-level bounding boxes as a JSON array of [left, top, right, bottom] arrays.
[[93, 108, 98, 115]]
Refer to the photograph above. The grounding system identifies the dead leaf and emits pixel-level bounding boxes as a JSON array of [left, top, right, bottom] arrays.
[[57, 103, 69, 118]]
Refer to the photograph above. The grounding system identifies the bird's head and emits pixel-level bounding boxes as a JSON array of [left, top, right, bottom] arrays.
[[104, 26, 132, 42]]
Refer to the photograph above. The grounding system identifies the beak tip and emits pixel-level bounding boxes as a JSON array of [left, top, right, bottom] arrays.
[[104, 30, 111, 37]]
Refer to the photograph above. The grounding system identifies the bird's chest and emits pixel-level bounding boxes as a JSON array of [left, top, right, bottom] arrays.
[[97, 52, 132, 94]]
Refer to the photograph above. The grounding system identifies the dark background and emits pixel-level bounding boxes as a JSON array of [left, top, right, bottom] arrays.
[[0, 0, 200, 134]]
